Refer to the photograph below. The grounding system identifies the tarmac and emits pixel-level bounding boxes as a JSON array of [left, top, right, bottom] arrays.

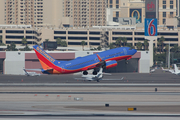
[[0, 69, 179, 84], [0, 69, 180, 119]]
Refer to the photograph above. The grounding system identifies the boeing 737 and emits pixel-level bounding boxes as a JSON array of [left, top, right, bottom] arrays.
[[33, 45, 137, 75]]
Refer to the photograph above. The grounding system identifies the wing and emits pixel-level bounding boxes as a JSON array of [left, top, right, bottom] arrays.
[[82, 54, 105, 71]]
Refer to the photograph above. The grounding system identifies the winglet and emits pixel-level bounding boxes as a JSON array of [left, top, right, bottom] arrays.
[[174, 64, 179, 73]]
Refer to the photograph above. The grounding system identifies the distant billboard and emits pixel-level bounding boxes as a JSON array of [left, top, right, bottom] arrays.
[[130, 9, 142, 23], [145, 0, 157, 18], [145, 18, 157, 36]]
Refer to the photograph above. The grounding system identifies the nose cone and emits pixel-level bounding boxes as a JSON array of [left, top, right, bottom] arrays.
[[128, 48, 137, 55], [132, 49, 137, 55]]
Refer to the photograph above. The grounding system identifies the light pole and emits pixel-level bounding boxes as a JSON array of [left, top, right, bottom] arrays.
[[168, 41, 170, 69]]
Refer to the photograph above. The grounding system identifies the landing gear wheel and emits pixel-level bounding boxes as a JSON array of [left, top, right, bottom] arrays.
[[92, 71, 97, 75], [83, 71, 88, 75]]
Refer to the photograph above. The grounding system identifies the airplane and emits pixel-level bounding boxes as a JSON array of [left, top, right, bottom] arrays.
[[150, 69, 155, 73], [33, 45, 137, 75], [162, 66, 175, 73], [74, 67, 124, 82], [161, 67, 170, 72], [173, 64, 180, 75], [23, 69, 41, 76]]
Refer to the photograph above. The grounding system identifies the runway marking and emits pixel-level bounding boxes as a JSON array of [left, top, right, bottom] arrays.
[[0, 92, 180, 95], [1, 83, 180, 87]]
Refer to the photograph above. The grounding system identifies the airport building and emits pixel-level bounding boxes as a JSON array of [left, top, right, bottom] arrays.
[[0, 50, 149, 75], [0, 26, 180, 49]]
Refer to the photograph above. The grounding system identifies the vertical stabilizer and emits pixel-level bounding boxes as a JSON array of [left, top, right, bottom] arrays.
[[33, 45, 57, 70], [174, 64, 179, 73], [23, 69, 29, 76]]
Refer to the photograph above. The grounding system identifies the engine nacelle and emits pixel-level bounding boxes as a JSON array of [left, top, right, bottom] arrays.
[[105, 60, 117, 69]]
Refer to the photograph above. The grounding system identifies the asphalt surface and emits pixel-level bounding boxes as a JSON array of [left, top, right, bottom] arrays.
[[0, 69, 179, 83], [0, 69, 180, 119]]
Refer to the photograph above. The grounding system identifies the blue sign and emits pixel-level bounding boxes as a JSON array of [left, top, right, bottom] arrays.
[[145, 18, 157, 36]]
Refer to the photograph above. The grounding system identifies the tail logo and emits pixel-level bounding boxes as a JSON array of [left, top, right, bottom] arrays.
[[36, 46, 55, 63]]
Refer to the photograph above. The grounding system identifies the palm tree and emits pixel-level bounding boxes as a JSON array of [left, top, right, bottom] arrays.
[[81, 41, 86, 51], [136, 42, 142, 50], [7, 42, 18, 51], [115, 37, 122, 47], [157, 41, 161, 54], [61, 41, 67, 47], [153, 46, 157, 54], [22, 38, 27, 46], [157, 38, 162, 54], [109, 43, 115, 49], [144, 39, 149, 50], [97, 46, 102, 50], [23, 45, 31, 51], [171, 44, 178, 53], [122, 37, 127, 47], [159, 36, 165, 53], [56, 38, 62, 46], [45, 39, 49, 42], [0, 36, 5, 46], [126, 43, 132, 47], [165, 44, 170, 67]]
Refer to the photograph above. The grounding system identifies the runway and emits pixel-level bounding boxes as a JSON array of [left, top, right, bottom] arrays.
[[0, 69, 180, 119], [0, 69, 179, 84]]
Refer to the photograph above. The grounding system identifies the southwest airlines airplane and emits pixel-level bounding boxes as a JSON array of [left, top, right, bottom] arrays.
[[33, 45, 137, 75]]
